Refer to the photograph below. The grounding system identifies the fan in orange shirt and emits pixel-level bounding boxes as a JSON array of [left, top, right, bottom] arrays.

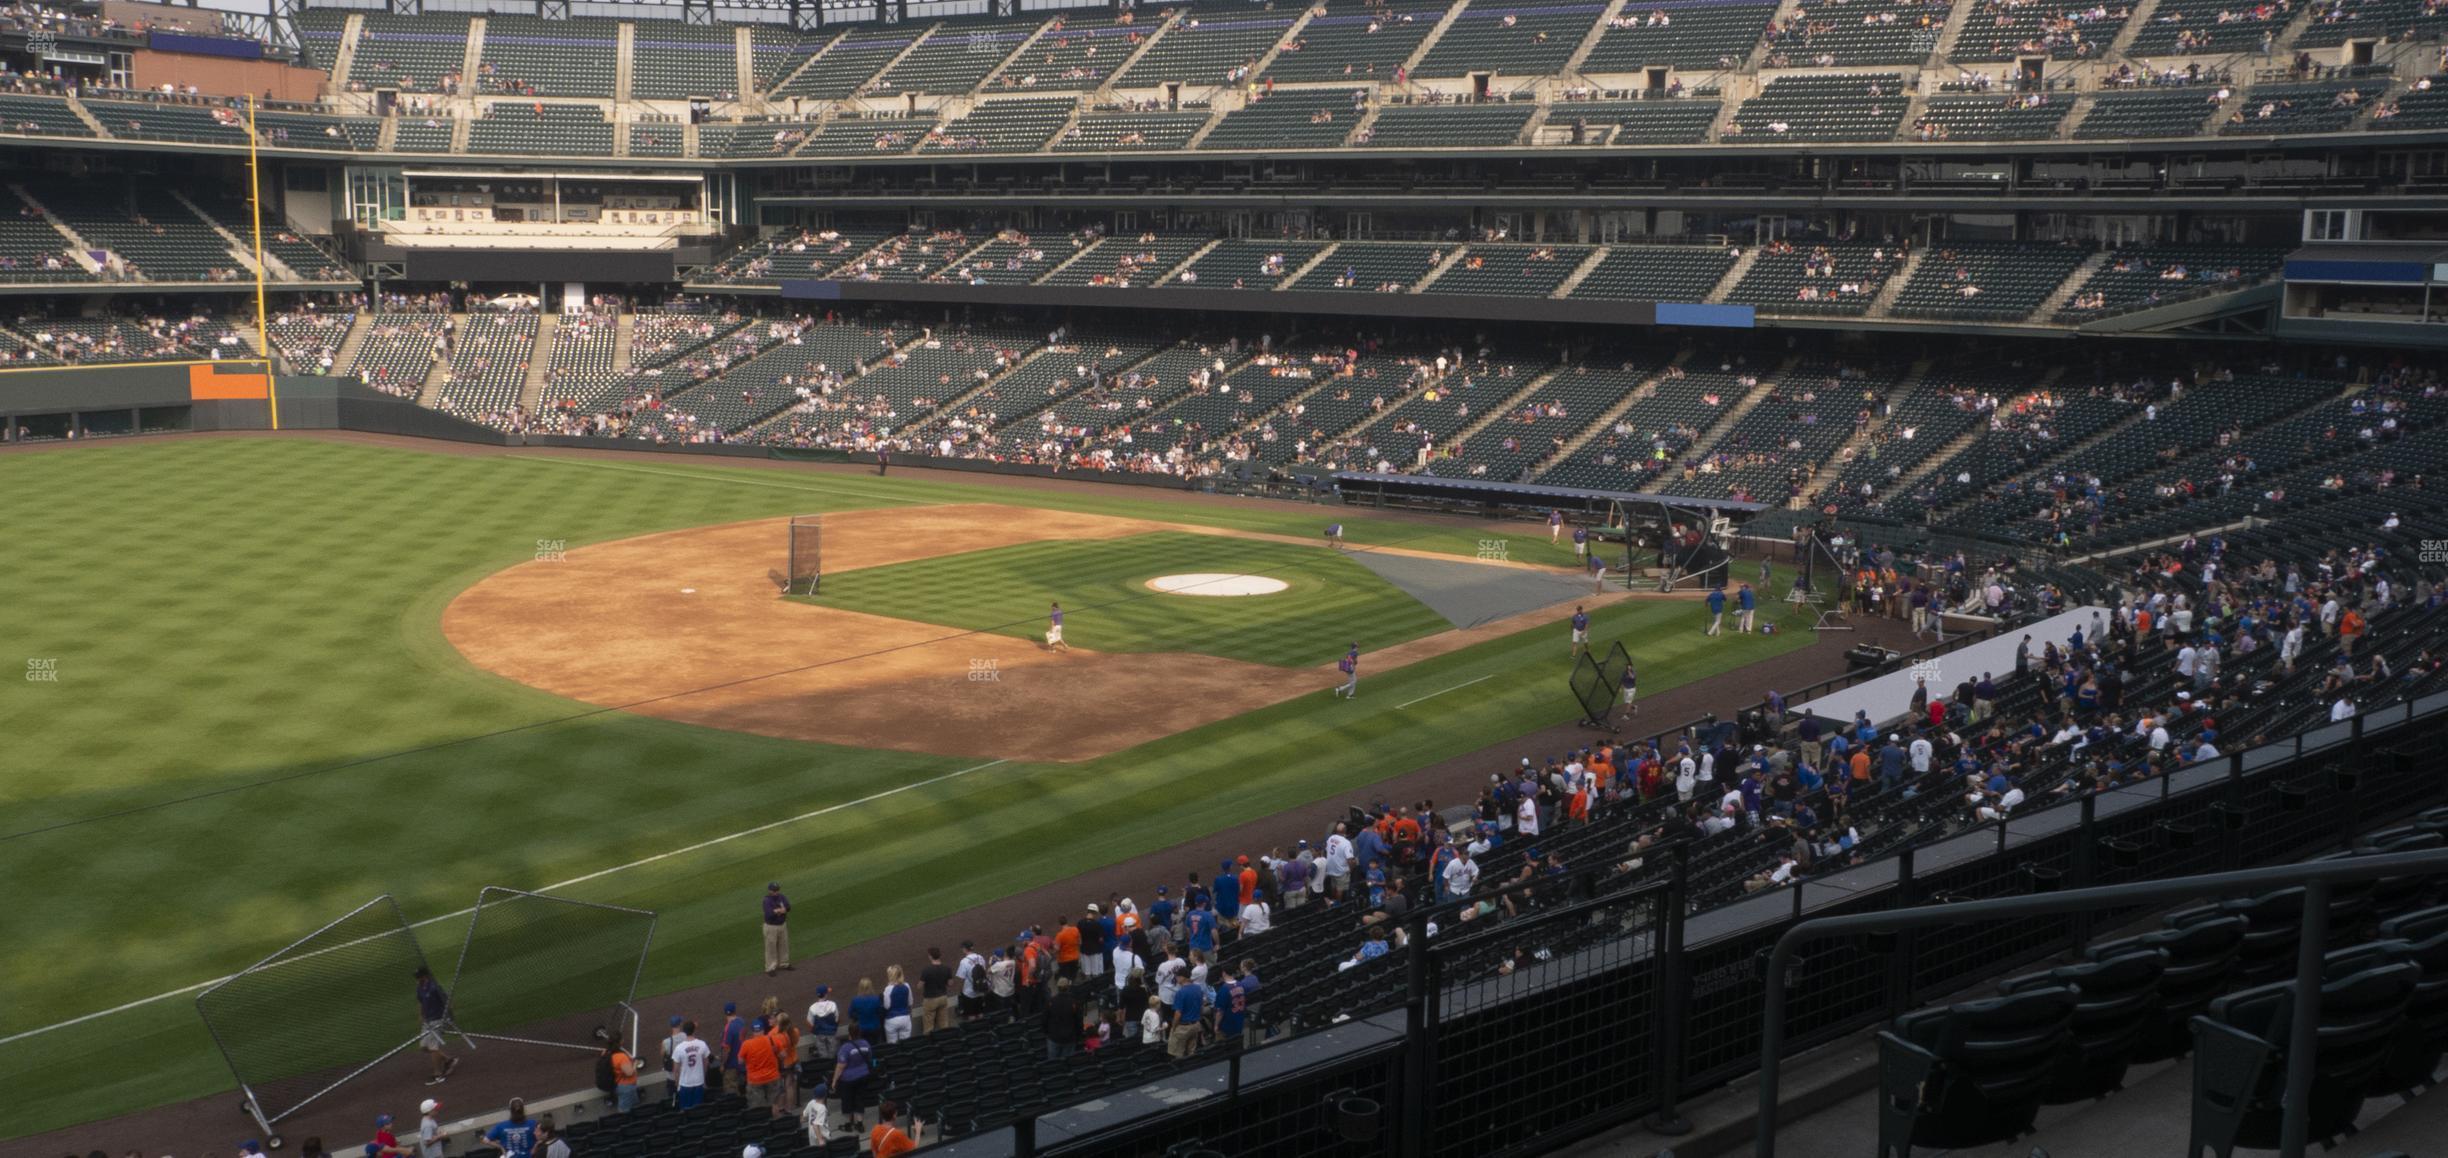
[[870, 1100, 918, 1157]]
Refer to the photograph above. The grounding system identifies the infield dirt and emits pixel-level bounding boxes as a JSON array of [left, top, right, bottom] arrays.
[[442, 503, 1641, 762]]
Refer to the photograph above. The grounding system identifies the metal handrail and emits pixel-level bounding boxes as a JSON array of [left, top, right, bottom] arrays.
[[1755, 845, 2448, 1158]]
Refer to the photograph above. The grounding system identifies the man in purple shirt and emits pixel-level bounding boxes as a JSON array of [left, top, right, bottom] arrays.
[[413, 967, 461, 1086], [1335, 642, 1360, 699], [761, 883, 792, 977], [1570, 605, 1590, 659], [1046, 602, 1070, 652]]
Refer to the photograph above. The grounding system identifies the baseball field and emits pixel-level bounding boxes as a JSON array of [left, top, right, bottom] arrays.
[[0, 435, 1812, 1143]]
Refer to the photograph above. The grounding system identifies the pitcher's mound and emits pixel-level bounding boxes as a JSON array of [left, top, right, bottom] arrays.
[[1144, 573, 1291, 597]]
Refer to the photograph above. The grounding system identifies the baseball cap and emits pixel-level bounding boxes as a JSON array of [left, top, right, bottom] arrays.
[[743, 1147, 766, 1158], [376, 1113, 393, 1127], [814, 984, 830, 997], [1086, 902, 1100, 914], [1156, 885, 1169, 894], [1296, 839, 1309, 848], [670, 1015, 684, 1026], [1236, 854, 1250, 866], [767, 881, 781, 891], [723, 1001, 737, 1014], [421, 1099, 441, 1115]]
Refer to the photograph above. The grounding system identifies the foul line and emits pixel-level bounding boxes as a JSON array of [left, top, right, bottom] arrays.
[[1395, 673, 1497, 710], [0, 757, 1011, 1048]]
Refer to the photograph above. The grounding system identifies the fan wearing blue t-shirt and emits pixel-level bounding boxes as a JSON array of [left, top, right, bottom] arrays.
[[1165, 978, 1208, 1059], [482, 1101, 539, 1158]]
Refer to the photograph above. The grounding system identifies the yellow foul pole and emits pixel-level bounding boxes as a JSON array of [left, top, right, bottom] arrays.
[[247, 95, 278, 429]]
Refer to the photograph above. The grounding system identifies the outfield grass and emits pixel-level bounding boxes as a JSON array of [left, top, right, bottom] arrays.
[[0, 437, 1808, 1140], [808, 531, 1454, 666]]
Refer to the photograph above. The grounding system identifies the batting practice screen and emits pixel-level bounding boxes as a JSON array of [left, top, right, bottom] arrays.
[[194, 895, 436, 1128], [446, 887, 657, 1051], [787, 513, 823, 595], [1569, 641, 1632, 724]]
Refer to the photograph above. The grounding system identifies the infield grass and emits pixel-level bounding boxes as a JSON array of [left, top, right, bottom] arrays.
[[806, 531, 1454, 666], [0, 436, 1809, 1141]]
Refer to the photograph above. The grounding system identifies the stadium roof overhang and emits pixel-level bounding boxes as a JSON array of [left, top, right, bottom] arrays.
[[1331, 472, 1770, 515]]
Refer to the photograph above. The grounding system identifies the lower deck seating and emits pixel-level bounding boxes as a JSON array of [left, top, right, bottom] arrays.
[[798, 115, 935, 157]]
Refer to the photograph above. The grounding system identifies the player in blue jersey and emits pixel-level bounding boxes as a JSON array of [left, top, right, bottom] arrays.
[[1569, 605, 1590, 659]]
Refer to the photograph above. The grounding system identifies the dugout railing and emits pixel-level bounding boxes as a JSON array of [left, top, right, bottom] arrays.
[[918, 690, 2448, 1158]]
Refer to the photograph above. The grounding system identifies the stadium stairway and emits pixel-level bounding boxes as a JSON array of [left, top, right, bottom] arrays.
[[1527, 350, 1688, 480], [1752, 0, 1812, 70], [1275, 242, 1341, 288], [460, 20, 488, 101], [1090, 8, 1183, 102], [326, 314, 374, 376], [1251, 4, 1323, 80], [171, 191, 271, 280], [614, 22, 636, 102], [415, 319, 461, 406], [1028, 235, 1111, 284], [1932, 0, 1976, 63], [1866, 247, 1928, 317], [733, 26, 756, 105], [976, 17, 1057, 93], [328, 13, 366, 92], [1440, 360, 1571, 459], [1679, 362, 1784, 458], [1401, 0, 1473, 82], [2106, 0, 2169, 58], [761, 28, 842, 99], [1548, 246, 1613, 297], [1154, 237, 1228, 285], [1560, 0, 1633, 81], [519, 313, 558, 413], [1705, 244, 1761, 302], [61, 94, 104, 137], [610, 311, 636, 372], [1926, 393, 2154, 521], [5, 184, 91, 264], [1800, 358, 1935, 506], [1881, 374, 2051, 495], [2040, 249, 2115, 317], [1411, 245, 1474, 291]]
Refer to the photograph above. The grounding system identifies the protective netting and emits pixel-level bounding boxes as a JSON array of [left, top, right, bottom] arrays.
[[194, 896, 433, 1125], [446, 887, 655, 1048], [1569, 641, 1632, 725], [787, 514, 823, 595]]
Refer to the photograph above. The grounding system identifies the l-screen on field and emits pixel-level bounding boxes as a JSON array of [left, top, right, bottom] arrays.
[[0, 437, 1807, 1145]]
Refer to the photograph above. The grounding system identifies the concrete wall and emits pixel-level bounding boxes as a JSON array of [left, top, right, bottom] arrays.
[[131, 50, 329, 103]]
